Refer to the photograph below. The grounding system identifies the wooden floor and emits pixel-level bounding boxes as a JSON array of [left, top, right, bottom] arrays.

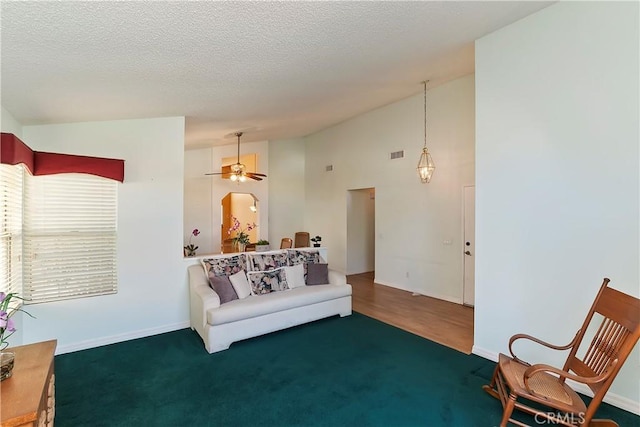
[[348, 272, 474, 354]]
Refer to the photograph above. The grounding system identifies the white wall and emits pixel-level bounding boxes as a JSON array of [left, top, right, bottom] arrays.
[[1, 106, 23, 137], [20, 117, 187, 354], [268, 138, 306, 245], [305, 75, 475, 302], [475, 1, 639, 411], [184, 140, 269, 255]]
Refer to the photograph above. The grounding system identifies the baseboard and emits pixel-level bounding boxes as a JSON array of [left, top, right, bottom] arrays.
[[471, 346, 640, 415], [56, 320, 191, 355], [374, 279, 463, 305], [472, 345, 499, 362]]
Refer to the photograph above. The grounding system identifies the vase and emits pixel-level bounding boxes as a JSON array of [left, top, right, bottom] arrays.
[[184, 247, 196, 257], [0, 351, 15, 381], [236, 242, 246, 253]]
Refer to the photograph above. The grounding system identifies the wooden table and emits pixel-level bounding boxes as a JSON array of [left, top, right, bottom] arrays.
[[0, 340, 57, 427]]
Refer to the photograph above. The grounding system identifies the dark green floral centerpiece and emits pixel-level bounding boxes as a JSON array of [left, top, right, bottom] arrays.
[[256, 239, 270, 252]]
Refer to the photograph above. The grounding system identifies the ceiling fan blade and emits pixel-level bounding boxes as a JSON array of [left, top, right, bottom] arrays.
[[247, 175, 263, 181], [205, 172, 234, 179], [246, 172, 267, 177]]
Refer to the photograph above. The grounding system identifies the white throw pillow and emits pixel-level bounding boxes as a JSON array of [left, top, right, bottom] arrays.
[[284, 263, 306, 289], [229, 271, 252, 299]]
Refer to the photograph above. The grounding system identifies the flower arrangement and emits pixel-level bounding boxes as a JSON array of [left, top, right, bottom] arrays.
[[0, 292, 34, 351], [228, 216, 256, 248], [184, 228, 200, 257]]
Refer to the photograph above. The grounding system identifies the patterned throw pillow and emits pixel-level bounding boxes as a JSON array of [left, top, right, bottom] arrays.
[[246, 268, 288, 295], [286, 249, 322, 267], [248, 252, 289, 272], [286, 249, 323, 277], [201, 254, 247, 278]]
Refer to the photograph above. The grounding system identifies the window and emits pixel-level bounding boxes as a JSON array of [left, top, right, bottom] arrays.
[[0, 164, 23, 298], [0, 165, 118, 304]]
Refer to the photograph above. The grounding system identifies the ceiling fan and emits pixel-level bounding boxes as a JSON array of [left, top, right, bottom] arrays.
[[205, 132, 267, 182]]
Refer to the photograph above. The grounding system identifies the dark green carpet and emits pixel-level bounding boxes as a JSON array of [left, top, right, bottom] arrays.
[[55, 313, 639, 426]]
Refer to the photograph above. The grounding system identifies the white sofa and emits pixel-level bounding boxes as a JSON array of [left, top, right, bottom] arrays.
[[188, 249, 352, 353]]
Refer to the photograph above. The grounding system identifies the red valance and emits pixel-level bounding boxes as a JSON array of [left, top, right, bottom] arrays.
[[0, 132, 34, 171], [0, 133, 124, 182]]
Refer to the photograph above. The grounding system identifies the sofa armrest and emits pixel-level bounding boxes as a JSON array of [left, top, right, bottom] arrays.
[[328, 269, 347, 286], [188, 265, 221, 330]]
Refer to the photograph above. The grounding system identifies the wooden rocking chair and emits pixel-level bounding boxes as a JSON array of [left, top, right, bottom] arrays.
[[483, 278, 640, 427]]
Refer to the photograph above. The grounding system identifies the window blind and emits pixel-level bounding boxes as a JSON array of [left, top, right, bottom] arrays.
[[22, 173, 117, 304], [0, 164, 23, 299]]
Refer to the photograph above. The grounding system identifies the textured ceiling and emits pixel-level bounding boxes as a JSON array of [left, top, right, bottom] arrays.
[[1, 1, 553, 149]]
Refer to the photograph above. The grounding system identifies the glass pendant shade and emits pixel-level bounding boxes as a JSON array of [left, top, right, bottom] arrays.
[[417, 147, 435, 183]]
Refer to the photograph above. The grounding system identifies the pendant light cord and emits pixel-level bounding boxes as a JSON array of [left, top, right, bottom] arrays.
[[423, 80, 428, 150], [236, 132, 241, 163]]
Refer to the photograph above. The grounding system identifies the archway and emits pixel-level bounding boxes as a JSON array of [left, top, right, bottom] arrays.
[[221, 192, 258, 252]]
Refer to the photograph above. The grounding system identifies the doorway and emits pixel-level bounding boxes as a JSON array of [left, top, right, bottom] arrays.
[[346, 188, 375, 275]]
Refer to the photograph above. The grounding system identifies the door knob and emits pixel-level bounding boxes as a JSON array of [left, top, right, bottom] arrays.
[[465, 250, 472, 256]]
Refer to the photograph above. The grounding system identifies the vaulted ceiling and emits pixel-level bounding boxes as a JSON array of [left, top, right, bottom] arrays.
[[1, 1, 553, 149]]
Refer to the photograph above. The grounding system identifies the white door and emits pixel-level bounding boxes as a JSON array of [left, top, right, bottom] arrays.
[[463, 186, 475, 306]]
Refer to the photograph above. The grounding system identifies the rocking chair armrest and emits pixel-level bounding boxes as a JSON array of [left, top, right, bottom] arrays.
[[523, 362, 616, 396], [509, 331, 581, 365]]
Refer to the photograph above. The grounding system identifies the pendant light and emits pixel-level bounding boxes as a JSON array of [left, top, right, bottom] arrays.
[[417, 80, 435, 183]]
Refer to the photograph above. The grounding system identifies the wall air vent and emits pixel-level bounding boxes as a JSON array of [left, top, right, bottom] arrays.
[[390, 150, 404, 160], [325, 165, 333, 172]]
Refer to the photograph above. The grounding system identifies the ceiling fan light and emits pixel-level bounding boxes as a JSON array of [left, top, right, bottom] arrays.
[[230, 174, 238, 182], [238, 174, 247, 182]]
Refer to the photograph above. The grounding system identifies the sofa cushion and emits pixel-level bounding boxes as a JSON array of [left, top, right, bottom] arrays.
[[206, 284, 352, 326], [283, 263, 305, 289], [246, 267, 288, 295], [208, 274, 238, 304], [229, 270, 252, 299], [286, 249, 323, 267], [201, 254, 247, 278], [247, 251, 289, 272], [306, 263, 329, 285]]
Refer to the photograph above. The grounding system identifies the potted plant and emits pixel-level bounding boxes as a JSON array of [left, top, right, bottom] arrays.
[[228, 216, 256, 252], [311, 235, 322, 247], [255, 239, 270, 252], [1, 292, 34, 381], [184, 228, 200, 257]]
